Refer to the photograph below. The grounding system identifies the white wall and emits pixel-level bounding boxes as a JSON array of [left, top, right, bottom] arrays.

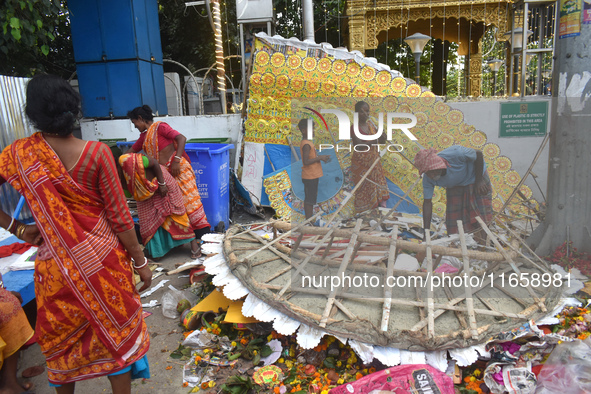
[[448, 97, 550, 202], [80, 114, 242, 164]]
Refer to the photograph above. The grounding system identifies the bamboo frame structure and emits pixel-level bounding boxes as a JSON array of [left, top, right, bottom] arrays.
[[222, 218, 563, 350]]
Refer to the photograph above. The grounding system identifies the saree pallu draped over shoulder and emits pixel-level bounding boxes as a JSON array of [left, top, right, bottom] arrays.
[[0, 133, 149, 385], [144, 121, 209, 230]]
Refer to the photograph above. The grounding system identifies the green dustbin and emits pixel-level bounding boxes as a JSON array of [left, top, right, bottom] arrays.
[[99, 138, 127, 147]]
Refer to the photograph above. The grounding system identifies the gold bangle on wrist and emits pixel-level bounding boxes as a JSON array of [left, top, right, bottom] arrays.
[[15, 223, 26, 239]]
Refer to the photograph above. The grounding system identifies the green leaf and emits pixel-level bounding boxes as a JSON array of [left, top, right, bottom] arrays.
[[36, 20, 42, 29], [41, 44, 49, 56], [260, 345, 273, 357], [323, 357, 336, 369], [169, 352, 182, 359], [19, 1, 26, 9], [11, 28, 21, 41], [252, 352, 260, 366], [47, 32, 55, 40], [9, 17, 21, 29], [181, 348, 192, 356]]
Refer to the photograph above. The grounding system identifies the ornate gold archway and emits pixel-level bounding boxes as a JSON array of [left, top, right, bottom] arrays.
[[346, 0, 512, 96]]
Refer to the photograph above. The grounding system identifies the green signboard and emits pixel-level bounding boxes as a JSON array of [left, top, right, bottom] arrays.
[[499, 102, 548, 137]]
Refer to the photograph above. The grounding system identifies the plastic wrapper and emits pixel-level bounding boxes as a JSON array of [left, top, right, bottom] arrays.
[[329, 364, 454, 394], [161, 285, 198, 319], [182, 330, 218, 348], [535, 338, 591, 394]]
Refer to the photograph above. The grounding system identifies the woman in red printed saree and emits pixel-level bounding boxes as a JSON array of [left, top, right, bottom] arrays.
[[350, 101, 390, 214], [0, 74, 152, 394], [126, 105, 209, 258], [117, 152, 200, 259]]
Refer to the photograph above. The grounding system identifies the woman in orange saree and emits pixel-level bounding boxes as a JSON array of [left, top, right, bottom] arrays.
[[118, 152, 199, 258], [0, 285, 35, 393], [0, 74, 152, 394], [126, 105, 210, 257], [350, 101, 390, 214]]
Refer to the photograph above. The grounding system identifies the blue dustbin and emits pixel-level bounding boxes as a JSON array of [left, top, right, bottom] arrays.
[[116, 140, 137, 152], [184, 143, 234, 232]]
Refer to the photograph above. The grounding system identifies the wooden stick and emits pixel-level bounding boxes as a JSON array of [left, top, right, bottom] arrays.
[[378, 176, 422, 227], [275, 229, 335, 298], [365, 178, 419, 207], [325, 155, 384, 226], [264, 145, 276, 172], [475, 217, 547, 313], [167, 262, 202, 275], [334, 299, 357, 320], [261, 283, 528, 319], [496, 220, 551, 273], [319, 219, 362, 327], [271, 221, 514, 262], [492, 132, 549, 222], [228, 222, 273, 240], [443, 284, 468, 329], [410, 263, 522, 331], [239, 213, 321, 263], [381, 226, 398, 331], [458, 220, 479, 339], [251, 255, 283, 267], [425, 230, 435, 338]]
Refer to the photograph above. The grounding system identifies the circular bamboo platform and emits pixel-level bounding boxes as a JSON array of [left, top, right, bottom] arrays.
[[222, 220, 563, 351]]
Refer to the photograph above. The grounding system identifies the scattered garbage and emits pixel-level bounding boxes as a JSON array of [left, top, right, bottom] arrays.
[[161, 285, 199, 319], [535, 338, 591, 393]]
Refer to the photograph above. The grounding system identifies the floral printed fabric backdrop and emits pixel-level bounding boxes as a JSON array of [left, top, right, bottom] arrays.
[[245, 34, 534, 223]]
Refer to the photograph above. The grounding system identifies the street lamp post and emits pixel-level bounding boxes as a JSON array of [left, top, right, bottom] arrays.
[[404, 33, 431, 84], [487, 59, 503, 96]]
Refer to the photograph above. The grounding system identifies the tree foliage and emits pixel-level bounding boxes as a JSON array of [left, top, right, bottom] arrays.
[[275, 0, 347, 48], [0, 0, 73, 77], [158, 0, 241, 88]]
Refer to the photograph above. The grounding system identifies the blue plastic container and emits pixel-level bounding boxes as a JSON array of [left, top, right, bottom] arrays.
[[76, 60, 167, 118], [69, 0, 163, 63], [116, 140, 138, 153], [184, 143, 234, 232], [69, 0, 167, 117]]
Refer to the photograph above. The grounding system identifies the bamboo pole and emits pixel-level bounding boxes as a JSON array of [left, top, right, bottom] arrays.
[[425, 230, 435, 338], [381, 226, 398, 332], [377, 176, 422, 227], [276, 229, 335, 298], [320, 220, 362, 327], [458, 220, 479, 339], [325, 155, 383, 225], [496, 220, 551, 273], [260, 283, 528, 319], [475, 217, 547, 313], [239, 212, 321, 263], [271, 221, 514, 262], [492, 133, 549, 222]]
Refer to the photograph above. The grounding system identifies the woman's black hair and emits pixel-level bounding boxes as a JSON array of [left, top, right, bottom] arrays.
[[355, 101, 369, 112], [127, 105, 154, 121], [25, 74, 81, 135]]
